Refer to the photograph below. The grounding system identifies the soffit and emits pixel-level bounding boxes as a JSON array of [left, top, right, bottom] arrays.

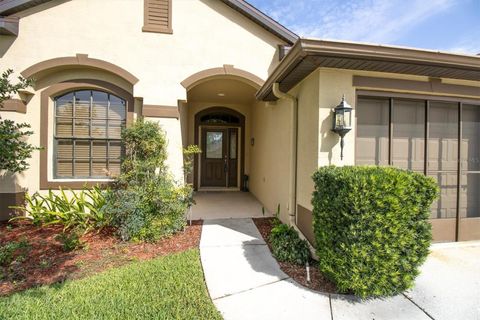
[[257, 39, 480, 101]]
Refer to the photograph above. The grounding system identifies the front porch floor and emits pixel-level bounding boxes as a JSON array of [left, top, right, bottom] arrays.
[[191, 192, 269, 220]]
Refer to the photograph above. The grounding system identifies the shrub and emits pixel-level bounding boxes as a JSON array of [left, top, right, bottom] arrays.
[[312, 166, 438, 298], [0, 239, 30, 266], [55, 230, 83, 252], [269, 223, 310, 265], [12, 186, 110, 232], [103, 119, 190, 242], [0, 69, 38, 173]]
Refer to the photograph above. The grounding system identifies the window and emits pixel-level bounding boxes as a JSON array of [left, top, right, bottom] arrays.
[[54, 90, 126, 179]]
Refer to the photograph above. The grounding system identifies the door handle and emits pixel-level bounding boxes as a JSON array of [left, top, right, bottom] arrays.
[[224, 155, 228, 172]]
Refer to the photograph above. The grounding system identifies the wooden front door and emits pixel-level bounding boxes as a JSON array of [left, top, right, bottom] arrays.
[[201, 128, 238, 187]]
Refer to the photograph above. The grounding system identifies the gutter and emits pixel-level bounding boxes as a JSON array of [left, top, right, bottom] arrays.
[[272, 83, 298, 226]]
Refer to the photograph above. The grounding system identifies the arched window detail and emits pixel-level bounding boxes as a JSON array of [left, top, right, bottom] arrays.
[[199, 113, 240, 125], [54, 90, 126, 178]]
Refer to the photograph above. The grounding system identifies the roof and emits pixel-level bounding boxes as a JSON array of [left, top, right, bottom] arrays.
[[219, 0, 298, 44], [0, 0, 52, 16], [257, 38, 480, 101], [0, 0, 298, 44]]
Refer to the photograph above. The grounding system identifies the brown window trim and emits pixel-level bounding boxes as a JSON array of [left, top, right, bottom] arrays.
[[142, 0, 173, 34], [142, 105, 179, 118], [353, 76, 480, 99], [0, 99, 27, 113], [40, 79, 134, 190], [356, 90, 480, 105]]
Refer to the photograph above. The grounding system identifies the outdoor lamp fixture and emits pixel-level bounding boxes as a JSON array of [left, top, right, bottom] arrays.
[[331, 95, 353, 160]]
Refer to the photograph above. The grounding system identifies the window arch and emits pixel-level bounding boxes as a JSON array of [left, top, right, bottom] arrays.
[[54, 89, 126, 178]]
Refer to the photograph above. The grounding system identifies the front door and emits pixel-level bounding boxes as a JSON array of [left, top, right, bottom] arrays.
[[201, 128, 238, 188]]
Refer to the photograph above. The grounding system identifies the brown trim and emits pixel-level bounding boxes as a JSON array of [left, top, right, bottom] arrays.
[[296, 205, 315, 246], [0, 16, 18, 36], [194, 107, 245, 191], [21, 54, 139, 85], [353, 76, 480, 98], [1, 99, 26, 113], [0, 192, 25, 221], [142, 0, 173, 34], [40, 79, 134, 190], [142, 105, 179, 118], [257, 38, 480, 101], [181, 65, 264, 91], [356, 89, 480, 105]]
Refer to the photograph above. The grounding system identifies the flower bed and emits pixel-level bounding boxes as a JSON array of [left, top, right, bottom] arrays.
[[0, 220, 202, 296], [253, 217, 337, 293]]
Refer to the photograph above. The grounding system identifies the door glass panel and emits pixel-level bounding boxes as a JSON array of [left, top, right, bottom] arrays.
[[429, 102, 458, 219], [230, 132, 237, 159], [356, 98, 389, 165], [392, 99, 425, 171], [206, 131, 223, 159]]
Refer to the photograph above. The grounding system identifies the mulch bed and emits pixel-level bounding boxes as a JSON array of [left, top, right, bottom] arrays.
[[253, 217, 337, 294], [0, 220, 202, 296]]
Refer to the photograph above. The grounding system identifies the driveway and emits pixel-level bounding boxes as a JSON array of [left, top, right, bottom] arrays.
[[200, 218, 480, 320]]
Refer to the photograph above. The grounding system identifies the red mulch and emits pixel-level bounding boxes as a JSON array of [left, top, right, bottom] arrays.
[[0, 220, 202, 296], [253, 217, 337, 294]]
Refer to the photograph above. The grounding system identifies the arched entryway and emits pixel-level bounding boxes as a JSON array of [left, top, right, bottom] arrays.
[[194, 107, 245, 190]]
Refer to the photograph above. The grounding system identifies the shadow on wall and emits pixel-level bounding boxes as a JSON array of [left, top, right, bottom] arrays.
[[319, 112, 339, 165], [0, 172, 26, 221], [0, 36, 15, 58]]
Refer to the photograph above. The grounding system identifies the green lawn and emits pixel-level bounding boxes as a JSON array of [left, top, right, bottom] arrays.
[[0, 249, 222, 320]]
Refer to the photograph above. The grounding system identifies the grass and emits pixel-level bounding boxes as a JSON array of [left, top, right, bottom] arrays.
[[0, 249, 222, 320]]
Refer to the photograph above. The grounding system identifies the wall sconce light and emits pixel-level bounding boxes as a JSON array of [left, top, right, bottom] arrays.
[[331, 95, 353, 160]]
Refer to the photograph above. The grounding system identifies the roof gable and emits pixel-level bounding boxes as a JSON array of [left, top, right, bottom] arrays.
[[0, 0, 298, 44]]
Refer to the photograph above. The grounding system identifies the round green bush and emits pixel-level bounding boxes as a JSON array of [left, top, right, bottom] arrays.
[[269, 223, 310, 265], [312, 166, 438, 298]]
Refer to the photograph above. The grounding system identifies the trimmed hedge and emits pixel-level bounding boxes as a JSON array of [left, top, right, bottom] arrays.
[[312, 166, 438, 298]]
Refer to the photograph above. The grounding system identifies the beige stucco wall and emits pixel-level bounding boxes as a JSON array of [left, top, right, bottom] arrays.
[[0, 0, 284, 195], [249, 98, 292, 222], [251, 67, 480, 224]]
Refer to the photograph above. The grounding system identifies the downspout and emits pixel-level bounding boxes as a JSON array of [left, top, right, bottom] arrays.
[[272, 83, 298, 226]]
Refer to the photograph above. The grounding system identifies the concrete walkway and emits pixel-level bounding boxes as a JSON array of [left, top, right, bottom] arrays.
[[200, 218, 480, 320]]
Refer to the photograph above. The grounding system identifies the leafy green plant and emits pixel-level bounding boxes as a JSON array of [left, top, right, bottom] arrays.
[[312, 166, 439, 298], [103, 119, 190, 242], [55, 230, 83, 252], [0, 239, 30, 266], [117, 118, 168, 187], [11, 186, 110, 232], [269, 223, 310, 265], [0, 69, 39, 173]]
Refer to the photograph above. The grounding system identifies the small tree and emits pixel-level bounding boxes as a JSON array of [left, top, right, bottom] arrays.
[[0, 69, 38, 173]]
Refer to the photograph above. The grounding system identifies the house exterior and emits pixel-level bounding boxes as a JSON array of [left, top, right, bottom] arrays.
[[1, 0, 479, 243]]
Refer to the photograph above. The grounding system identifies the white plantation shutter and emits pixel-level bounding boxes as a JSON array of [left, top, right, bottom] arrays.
[[143, 0, 172, 33], [54, 90, 126, 178]]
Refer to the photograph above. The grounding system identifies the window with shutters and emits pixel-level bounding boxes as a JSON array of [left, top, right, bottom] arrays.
[[143, 0, 172, 34], [54, 90, 126, 179]]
